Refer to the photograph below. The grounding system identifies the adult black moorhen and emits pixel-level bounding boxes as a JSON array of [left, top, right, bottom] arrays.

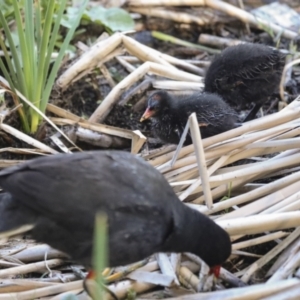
[[204, 43, 286, 122], [0, 151, 231, 277], [140, 90, 238, 145]]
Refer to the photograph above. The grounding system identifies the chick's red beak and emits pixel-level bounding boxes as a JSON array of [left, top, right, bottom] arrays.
[[209, 265, 221, 278], [140, 107, 154, 122]]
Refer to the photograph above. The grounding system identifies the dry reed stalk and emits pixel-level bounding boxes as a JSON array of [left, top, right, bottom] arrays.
[[262, 282, 300, 300], [209, 152, 300, 187], [74, 46, 125, 83], [267, 247, 300, 283], [0, 225, 34, 239], [186, 153, 233, 200], [124, 35, 205, 75], [167, 166, 198, 183], [122, 35, 176, 68], [57, 33, 122, 88], [232, 232, 289, 250], [198, 34, 243, 48], [0, 279, 59, 293], [0, 280, 83, 300], [170, 253, 181, 274], [11, 245, 67, 263], [217, 181, 300, 220], [0, 261, 20, 268], [267, 237, 300, 277], [149, 62, 201, 82], [217, 212, 300, 236], [128, 0, 297, 39], [178, 266, 199, 291], [232, 250, 262, 258], [130, 7, 209, 26], [116, 56, 137, 73], [219, 268, 247, 288], [0, 123, 57, 154], [47, 103, 83, 122], [0, 159, 32, 171], [99, 64, 116, 88], [156, 253, 179, 286], [164, 278, 300, 300], [0, 148, 48, 155], [262, 191, 300, 214], [49, 117, 146, 154], [192, 173, 259, 205], [240, 227, 300, 282], [152, 81, 203, 90], [0, 259, 65, 278], [127, 270, 174, 286], [199, 170, 300, 213], [189, 114, 212, 208], [107, 280, 155, 300]]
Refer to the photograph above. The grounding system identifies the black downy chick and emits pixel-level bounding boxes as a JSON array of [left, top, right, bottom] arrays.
[[140, 90, 239, 145], [204, 43, 286, 122]]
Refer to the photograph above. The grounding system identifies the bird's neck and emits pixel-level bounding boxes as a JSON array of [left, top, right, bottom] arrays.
[[162, 204, 210, 254]]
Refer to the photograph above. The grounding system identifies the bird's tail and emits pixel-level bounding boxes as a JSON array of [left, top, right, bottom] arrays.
[[0, 193, 36, 238]]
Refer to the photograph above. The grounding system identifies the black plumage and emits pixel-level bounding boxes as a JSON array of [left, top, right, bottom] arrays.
[[140, 90, 238, 144], [204, 43, 286, 122], [0, 151, 231, 274]]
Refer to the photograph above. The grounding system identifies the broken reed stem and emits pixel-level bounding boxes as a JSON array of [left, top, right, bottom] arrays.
[[130, 7, 209, 26], [232, 232, 289, 250], [216, 212, 300, 236], [189, 113, 212, 209], [166, 278, 300, 300], [268, 249, 300, 283], [0, 281, 83, 300], [218, 180, 300, 221], [200, 169, 300, 215], [0, 259, 65, 278], [240, 227, 300, 282], [57, 33, 122, 88], [122, 35, 175, 68], [209, 152, 300, 187], [0, 123, 57, 154], [128, 0, 297, 39]]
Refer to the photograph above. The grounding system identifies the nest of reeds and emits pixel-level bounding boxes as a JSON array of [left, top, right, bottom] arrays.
[[1, 1, 300, 298]]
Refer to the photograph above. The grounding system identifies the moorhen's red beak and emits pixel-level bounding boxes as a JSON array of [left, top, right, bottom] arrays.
[[140, 107, 154, 122], [209, 265, 221, 278], [86, 270, 96, 280]]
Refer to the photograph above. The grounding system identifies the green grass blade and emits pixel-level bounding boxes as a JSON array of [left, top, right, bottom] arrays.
[[12, 0, 31, 98], [41, 0, 67, 88], [24, 0, 35, 82], [0, 5, 27, 96], [93, 213, 108, 299], [30, 0, 57, 132], [40, 0, 89, 114], [35, 0, 56, 103], [35, 1, 42, 51], [0, 36, 18, 87]]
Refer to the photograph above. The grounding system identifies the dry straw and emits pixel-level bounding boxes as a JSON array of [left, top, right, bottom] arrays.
[[2, 3, 300, 298]]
